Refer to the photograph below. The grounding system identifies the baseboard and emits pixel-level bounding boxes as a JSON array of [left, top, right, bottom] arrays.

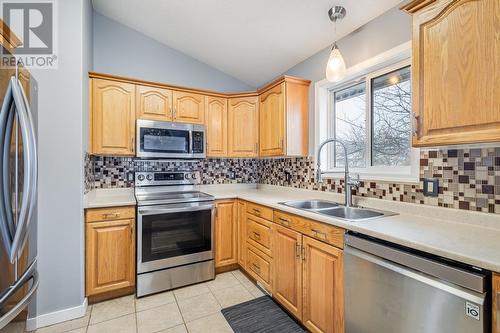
[[26, 298, 88, 331]]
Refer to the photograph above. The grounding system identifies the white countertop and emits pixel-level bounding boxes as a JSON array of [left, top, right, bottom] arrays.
[[201, 184, 500, 273], [84, 188, 136, 208], [84, 184, 500, 272]]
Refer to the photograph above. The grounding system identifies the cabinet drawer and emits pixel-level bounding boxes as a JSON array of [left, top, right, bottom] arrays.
[[246, 243, 272, 291], [86, 206, 135, 223], [247, 202, 273, 221], [274, 210, 344, 249], [247, 214, 273, 257]]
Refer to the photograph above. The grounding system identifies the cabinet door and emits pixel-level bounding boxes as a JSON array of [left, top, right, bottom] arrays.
[[91, 79, 135, 155], [302, 236, 344, 333], [215, 200, 238, 268], [228, 96, 259, 157], [259, 83, 285, 156], [86, 219, 135, 296], [136, 85, 173, 121], [273, 224, 302, 320], [237, 200, 247, 268], [206, 96, 228, 157], [494, 273, 500, 333], [405, 0, 500, 146], [173, 91, 205, 124]]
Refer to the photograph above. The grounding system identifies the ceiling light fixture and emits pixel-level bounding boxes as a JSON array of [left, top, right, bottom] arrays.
[[326, 6, 347, 82]]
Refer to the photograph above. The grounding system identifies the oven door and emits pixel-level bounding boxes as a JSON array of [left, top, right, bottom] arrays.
[[136, 120, 205, 158], [137, 201, 214, 274]]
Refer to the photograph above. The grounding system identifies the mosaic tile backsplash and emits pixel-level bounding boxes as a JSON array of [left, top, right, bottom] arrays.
[[258, 147, 500, 214], [86, 155, 258, 190], [85, 147, 500, 214]]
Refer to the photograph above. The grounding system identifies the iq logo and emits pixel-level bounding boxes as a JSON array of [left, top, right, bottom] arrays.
[[1, 0, 58, 68]]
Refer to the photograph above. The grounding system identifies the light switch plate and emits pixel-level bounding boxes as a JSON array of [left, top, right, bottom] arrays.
[[423, 178, 439, 197]]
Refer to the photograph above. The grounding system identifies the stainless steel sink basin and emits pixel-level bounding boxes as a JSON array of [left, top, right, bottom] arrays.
[[280, 200, 338, 210], [317, 206, 384, 220], [279, 200, 396, 222]]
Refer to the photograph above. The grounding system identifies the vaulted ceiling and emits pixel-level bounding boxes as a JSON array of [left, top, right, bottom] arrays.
[[93, 0, 402, 87]]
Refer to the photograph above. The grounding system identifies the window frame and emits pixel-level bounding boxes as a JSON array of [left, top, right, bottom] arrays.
[[315, 42, 419, 183]]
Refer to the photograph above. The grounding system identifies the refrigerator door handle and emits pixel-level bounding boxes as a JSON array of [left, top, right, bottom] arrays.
[[6, 76, 35, 263], [0, 79, 14, 256], [0, 260, 38, 330]]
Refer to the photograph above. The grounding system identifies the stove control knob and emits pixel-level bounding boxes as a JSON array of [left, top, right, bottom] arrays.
[[191, 173, 197, 179], [137, 174, 145, 181], [146, 174, 153, 181], [184, 173, 190, 180]]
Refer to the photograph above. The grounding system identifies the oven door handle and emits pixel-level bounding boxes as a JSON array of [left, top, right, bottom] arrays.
[[138, 203, 214, 216]]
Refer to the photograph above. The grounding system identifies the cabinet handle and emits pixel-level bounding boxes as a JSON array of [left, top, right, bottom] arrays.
[[280, 138, 284, 149], [130, 225, 134, 241], [254, 142, 258, 153], [252, 208, 261, 216], [301, 246, 306, 261], [295, 243, 301, 258], [102, 212, 120, 219], [131, 137, 135, 152], [253, 231, 261, 240], [278, 217, 290, 226], [311, 228, 327, 239], [252, 263, 261, 272], [173, 106, 177, 119], [412, 112, 419, 136]]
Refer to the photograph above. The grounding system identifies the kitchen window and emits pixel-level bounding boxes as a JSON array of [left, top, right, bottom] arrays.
[[316, 45, 418, 182]]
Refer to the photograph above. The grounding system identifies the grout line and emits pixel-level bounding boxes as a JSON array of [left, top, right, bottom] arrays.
[[134, 295, 138, 333]]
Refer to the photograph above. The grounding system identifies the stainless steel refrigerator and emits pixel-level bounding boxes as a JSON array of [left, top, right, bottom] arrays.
[[0, 45, 39, 332]]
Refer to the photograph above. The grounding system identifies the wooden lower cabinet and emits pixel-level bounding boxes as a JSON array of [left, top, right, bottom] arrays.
[[85, 208, 135, 297], [237, 200, 247, 268], [493, 273, 500, 333], [302, 236, 344, 333], [215, 200, 238, 268], [272, 224, 303, 320]]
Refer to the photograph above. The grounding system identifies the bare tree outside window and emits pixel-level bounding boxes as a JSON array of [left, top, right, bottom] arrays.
[[372, 66, 411, 166], [333, 82, 366, 168], [329, 65, 412, 170]]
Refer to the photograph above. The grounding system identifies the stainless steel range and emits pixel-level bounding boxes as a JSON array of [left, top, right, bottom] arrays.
[[135, 171, 215, 297]]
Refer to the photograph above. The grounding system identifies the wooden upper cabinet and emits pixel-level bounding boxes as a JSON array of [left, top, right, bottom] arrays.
[[173, 91, 205, 124], [258, 77, 310, 157], [260, 83, 285, 156], [302, 236, 344, 333], [228, 96, 259, 157], [205, 96, 228, 157], [273, 224, 303, 320], [136, 85, 173, 121], [91, 79, 135, 156], [402, 0, 500, 146], [215, 200, 238, 268]]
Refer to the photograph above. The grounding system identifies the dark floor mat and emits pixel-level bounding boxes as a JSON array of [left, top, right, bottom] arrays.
[[221, 296, 307, 333]]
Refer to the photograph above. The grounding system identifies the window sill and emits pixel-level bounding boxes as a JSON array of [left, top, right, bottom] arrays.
[[320, 171, 420, 184]]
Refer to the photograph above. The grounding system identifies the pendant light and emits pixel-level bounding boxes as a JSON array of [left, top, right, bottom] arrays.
[[326, 6, 347, 82]]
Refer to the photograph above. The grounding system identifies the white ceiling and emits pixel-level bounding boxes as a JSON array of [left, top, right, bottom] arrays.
[[92, 0, 402, 88]]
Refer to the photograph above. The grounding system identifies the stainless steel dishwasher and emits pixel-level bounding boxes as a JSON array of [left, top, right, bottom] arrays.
[[344, 233, 490, 333]]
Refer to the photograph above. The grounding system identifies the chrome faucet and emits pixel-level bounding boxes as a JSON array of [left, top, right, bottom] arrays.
[[316, 138, 360, 207]]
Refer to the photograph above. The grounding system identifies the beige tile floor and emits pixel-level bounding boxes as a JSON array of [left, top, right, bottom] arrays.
[[34, 270, 265, 333]]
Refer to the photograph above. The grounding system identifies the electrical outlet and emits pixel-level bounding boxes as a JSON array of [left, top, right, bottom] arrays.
[[127, 172, 134, 181], [423, 178, 439, 197]]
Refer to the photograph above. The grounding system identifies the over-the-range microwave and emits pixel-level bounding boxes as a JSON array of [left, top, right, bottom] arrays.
[[136, 119, 205, 158]]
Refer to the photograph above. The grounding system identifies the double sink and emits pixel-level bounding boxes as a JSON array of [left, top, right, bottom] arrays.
[[280, 200, 396, 222]]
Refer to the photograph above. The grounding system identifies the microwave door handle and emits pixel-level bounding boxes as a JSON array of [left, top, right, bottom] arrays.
[[188, 130, 193, 155]]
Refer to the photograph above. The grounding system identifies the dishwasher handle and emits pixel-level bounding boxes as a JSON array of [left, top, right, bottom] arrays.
[[346, 245, 486, 305]]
